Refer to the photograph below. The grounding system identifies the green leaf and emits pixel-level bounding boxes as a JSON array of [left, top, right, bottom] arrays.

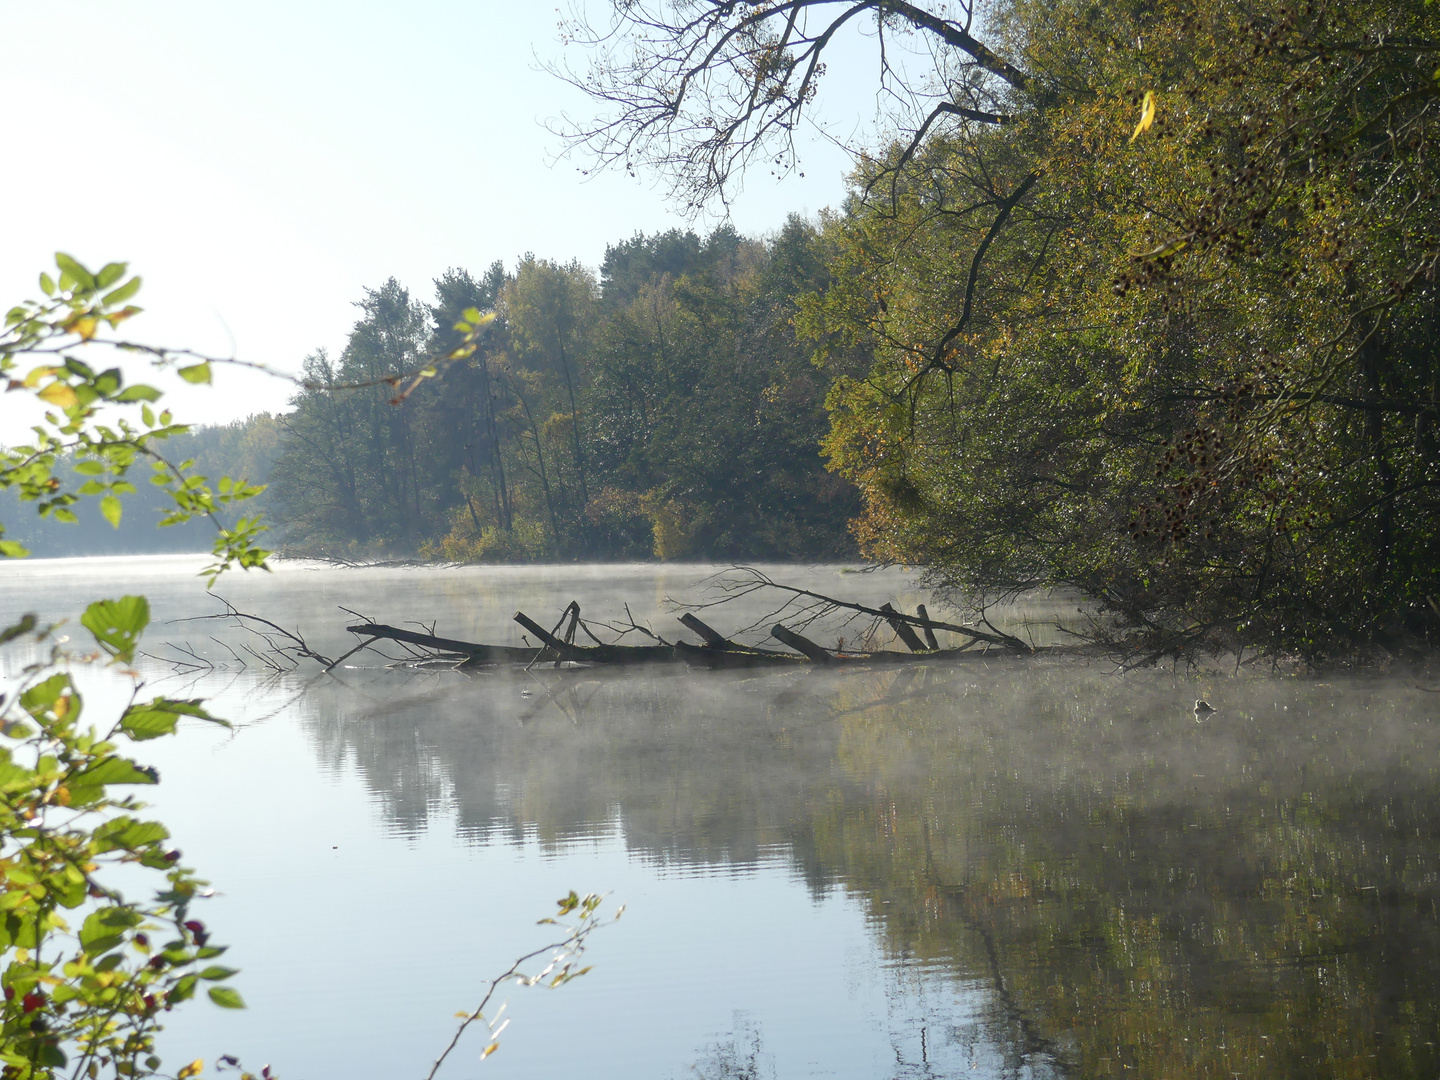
[[93, 817, 169, 851], [102, 276, 143, 306], [0, 540, 30, 558], [19, 673, 71, 719], [118, 703, 179, 741], [93, 367, 122, 396], [54, 252, 95, 292], [207, 985, 245, 1009], [80, 596, 150, 662], [35, 1044, 66, 1069], [198, 965, 238, 981], [80, 908, 140, 956], [120, 697, 223, 741], [177, 362, 212, 385], [39, 272, 56, 297], [101, 495, 123, 529], [115, 383, 162, 403], [73, 756, 159, 786], [95, 262, 127, 290]]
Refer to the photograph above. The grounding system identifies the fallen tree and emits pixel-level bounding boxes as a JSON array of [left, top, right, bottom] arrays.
[[341, 583, 1041, 670]]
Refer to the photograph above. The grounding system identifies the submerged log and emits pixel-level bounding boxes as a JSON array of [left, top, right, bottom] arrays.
[[679, 612, 731, 648], [345, 623, 538, 664], [674, 640, 807, 669], [879, 603, 928, 653], [915, 604, 941, 650], [771, 624, 833, 664]]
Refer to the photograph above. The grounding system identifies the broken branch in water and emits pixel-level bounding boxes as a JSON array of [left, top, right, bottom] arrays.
[[770, 624, 832, 664], [169, 596, 339, 669], [679, 566, 1032, 652], [156, 582, 1049, 678]]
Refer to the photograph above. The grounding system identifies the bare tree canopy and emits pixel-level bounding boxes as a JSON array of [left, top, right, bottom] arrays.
[[549, 1, 1026, 211]]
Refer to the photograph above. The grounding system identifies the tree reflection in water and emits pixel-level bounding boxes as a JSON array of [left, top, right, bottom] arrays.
[[302, 660, 1440, 1078], [683, 1013, 773, 1080]]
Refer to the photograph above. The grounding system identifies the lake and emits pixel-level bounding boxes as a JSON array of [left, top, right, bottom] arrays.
[[1, 556, 1437, 1079]]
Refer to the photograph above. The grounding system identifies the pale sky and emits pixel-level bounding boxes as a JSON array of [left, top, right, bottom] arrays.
[[1, 1, 890, 427]]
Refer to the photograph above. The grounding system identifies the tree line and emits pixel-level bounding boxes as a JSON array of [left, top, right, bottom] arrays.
[[263, 221, 863, 562]]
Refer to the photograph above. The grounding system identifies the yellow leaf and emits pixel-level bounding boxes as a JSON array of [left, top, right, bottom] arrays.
[[38, 382, 79, 410], [71, 315, 98, 340], [481, 1042, 500, 1059], [1133, 235, 1191, 260], [23, 366, 61, 388], [1129, 90, 1156, 143], [177, 1060, 204, 1079]]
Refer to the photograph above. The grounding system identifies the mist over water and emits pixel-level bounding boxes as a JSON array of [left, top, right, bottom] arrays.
[[2, 557, 1436, 1079]]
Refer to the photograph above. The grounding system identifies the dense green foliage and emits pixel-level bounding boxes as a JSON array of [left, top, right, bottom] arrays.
[[0, 604, 245, 1079], [807, 0, 1440, 656], [266, 222, 862, 562]]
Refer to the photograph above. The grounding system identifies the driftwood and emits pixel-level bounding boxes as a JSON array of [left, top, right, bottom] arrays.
[[338, 578, 1040, 672], [679, 612, 730, 648], [915, 604, 941, 650], [879, 603, 928, 653], [673, 640, 808, 669], [770, 624, 833, 664]]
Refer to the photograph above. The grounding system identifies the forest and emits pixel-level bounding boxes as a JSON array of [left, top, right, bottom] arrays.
[[268, 221, 865, 563]]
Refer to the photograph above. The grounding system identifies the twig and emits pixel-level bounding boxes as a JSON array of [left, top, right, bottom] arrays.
[[424, 892, 620, 1080]]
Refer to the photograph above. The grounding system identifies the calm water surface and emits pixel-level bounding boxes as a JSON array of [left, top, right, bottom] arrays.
[[1, 557, 1437, 1080]]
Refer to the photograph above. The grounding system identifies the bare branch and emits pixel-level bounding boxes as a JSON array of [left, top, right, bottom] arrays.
[[549, 0, 1028, 211]]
